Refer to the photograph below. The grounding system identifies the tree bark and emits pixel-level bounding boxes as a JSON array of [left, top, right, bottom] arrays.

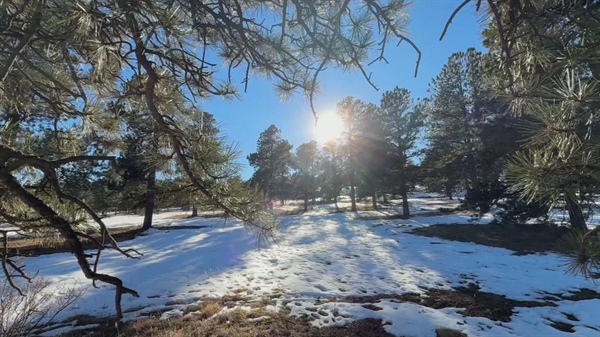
[[350, 185, 357, 211], [191, 204, 198, 217], [401, 189, 410, 218], [566, 197, 587, 232], [142, 168, 156, 231], [372, 191, 377, 210], [304, 197, 308, 212]]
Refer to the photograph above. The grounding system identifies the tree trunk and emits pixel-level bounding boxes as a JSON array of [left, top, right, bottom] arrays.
[[566, 197, 587, 232], [383, 193, 388, 203], [401, 189, 410, 219], [350, 185, 357, 212], [372, 191, 377, 210], [334, 195, 339, 211], [191, 204, 198, 217], [141, 169, 156, 231]]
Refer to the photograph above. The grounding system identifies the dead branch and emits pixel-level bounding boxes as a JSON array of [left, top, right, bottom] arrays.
[[0, 171, 139, 320]]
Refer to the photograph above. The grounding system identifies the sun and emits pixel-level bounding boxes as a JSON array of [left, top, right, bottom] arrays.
[[314, 113, 344, 144]]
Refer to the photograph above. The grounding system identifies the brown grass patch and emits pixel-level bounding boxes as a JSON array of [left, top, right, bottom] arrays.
[[183, 300, 224, 318], [7, 226, 143, 257], [436, 328, 468, 337], [60, 308, 394, 337], [7, 222, 209, 257], [410, 223, 573, 255], [166, 213, 194, 220], [273, 208, 305, 216], [55, 283, 595, 337]]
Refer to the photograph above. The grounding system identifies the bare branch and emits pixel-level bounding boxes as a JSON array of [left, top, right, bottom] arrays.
[[439, 0, 472, 41]]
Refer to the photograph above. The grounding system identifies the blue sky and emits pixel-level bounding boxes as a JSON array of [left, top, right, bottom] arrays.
[[204, 1, 486, 179]]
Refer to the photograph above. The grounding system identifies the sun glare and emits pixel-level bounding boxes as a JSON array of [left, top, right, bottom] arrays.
[[314, 113, 344, 144]]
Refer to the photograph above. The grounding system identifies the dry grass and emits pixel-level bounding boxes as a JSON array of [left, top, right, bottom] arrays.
[[55, 283, 600, 337], [182, 300, 224, 319], [61, 307, 394, 337], [436, 328, 468, 337], [6, 226, 142, 256], [166, 213, 194, 220], [7, 235, 66, 250]]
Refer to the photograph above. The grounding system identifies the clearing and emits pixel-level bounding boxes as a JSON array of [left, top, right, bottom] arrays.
[[5, 196, 600, 337]]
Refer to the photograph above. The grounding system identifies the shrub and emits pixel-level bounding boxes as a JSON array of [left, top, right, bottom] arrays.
[[0, 275, 84, 337]]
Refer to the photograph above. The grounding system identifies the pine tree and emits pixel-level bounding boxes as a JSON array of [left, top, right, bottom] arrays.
[[248, 125, 294, 202], [379, 87, 424, 217], [355, 106, 388, 210], [337, 97, 375, 211], [291, 141, 321, 211], [422, 48, 518, 212], [480, 0, 600, 276], [320, 140, 346, 210]]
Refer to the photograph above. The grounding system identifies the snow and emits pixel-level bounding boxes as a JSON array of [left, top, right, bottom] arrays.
[[549, 207, 600, 229], [99, 210, 189, 229], [4, 200, 600, 336]]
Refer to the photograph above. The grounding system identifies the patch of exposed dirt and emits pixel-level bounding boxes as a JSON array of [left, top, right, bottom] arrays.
[[549, 319, 576, 333], [332, 283, 554, 322], [538, 288, 600, 301], [409, 223, 573, 255], [424, 284, 554, 322]]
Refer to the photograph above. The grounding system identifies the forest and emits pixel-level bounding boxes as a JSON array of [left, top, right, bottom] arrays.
[[0, 0, 599, 336]]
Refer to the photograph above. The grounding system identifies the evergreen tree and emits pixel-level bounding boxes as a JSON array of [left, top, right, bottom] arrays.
[[422, 48, 519, 213], [379, 87, 424, 217], [320, 140, 346, 211], [291, 141, 321, 211], [337, 97, 374, 211], [423, 49, 487, 195], [248, 125, 293, 202], [118, 106, 161, 229], [355, 106, 388, 210], [481, 0, 600, 276]]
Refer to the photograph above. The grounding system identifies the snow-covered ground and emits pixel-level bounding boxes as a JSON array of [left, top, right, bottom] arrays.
[[99, 210, 189, 229], [11, 204, 600, 336], [275, 196, 461, 217]]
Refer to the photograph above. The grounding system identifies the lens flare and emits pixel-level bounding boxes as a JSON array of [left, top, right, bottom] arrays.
[[314, 113, 344, 144]]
